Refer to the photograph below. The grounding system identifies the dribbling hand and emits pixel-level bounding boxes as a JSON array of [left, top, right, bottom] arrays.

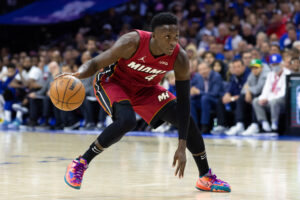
[[172, 140, 187, 178]]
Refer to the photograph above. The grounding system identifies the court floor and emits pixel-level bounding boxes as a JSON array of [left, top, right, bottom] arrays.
[[0, 130, 300, 200]]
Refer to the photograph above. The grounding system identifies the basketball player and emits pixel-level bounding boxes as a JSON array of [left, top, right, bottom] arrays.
[[64, 12, 231, 192]]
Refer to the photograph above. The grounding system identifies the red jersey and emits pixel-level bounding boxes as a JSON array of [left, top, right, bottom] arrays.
[[109, 30, 180, 88]]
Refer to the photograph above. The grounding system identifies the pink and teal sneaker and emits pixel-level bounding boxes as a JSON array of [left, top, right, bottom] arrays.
[[195, 169, 231, 192], [64, 156, 88, 189]]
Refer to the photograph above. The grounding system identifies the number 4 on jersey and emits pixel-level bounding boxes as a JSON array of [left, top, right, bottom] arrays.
[[145, 74, 157, 81]]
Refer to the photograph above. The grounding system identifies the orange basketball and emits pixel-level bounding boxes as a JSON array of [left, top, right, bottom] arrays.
[[49, 75, 85, 111]]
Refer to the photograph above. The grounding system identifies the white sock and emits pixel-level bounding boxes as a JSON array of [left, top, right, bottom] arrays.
[[4, 110, 12, 122], [271, 121, 278, 130], [262, 121, 271, 131], [16, 111, 22, 121]]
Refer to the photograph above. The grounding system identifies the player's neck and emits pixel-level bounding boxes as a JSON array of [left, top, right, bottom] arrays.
[[149, 38, 165, 58]]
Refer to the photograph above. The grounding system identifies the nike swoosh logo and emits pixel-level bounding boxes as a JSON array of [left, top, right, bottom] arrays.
[[199, 179, 211, 188]]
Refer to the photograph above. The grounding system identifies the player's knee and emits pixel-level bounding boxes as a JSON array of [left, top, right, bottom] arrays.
[[119, 113, 137, 132], [113, 101, 137, 131]]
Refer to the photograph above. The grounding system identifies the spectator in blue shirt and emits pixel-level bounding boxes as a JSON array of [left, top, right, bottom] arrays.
[[211, 59, 251, 134], [190, 61, 224, 133], [279, 27, 300, 50]]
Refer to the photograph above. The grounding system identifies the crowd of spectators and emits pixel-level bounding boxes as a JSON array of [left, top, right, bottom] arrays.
[[1, 0, 300, 135]]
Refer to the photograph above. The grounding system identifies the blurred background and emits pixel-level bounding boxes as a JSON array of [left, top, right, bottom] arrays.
[[0, 0, 300, 137]]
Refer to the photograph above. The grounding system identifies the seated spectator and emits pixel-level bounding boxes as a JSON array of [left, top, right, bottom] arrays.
[[242, 23, 256, 45], [225, 59, 270, 135], [80, 51, 107, 130], [76, 37, 100, 66], [216, 23, 230, 46], [60, 65, 82, 131], [252, 54, 291, 132], [197, 30, 211, 54], [0, 63, 18, 127], [212, 60, 227, 80], [191, 61, 224, 133], [202, 51, 215, 67], [292, 41, 300, 52], [165, 71, 176, 95], [9, 56, 43, 128], [255, 32, 268, 49], [27, 61, 61, 129], [185, 43, 198, 60], [291, 57, 300, 73], [229, 25, 242, 50], [242, 51, 252, 68], [279, 27, 300, 50], [99, 24, 117, 42], [212, 59, 251, 134]]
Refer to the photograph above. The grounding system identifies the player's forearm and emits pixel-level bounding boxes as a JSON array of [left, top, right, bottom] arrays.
[[175, 80, 190, 140], [77, 59, 99, 79]]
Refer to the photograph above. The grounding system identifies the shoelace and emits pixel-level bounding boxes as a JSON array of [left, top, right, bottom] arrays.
[[210, 174, 228, 185], [73, 162, 86, 183]]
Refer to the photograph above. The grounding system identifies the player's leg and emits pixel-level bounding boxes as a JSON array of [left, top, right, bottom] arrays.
[[159, 102, 209, 175], [133, 85, 230, 192], [64, 100, 136, 189], [65, 71, 136, 190], [82, 100, 136, 163], [159, 102, 231, 192]]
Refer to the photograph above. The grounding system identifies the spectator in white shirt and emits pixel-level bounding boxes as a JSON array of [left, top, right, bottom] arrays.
[[252, 54, 291, 132]]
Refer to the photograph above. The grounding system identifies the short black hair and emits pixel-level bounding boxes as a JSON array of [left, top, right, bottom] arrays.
[[233, 59, 244, 65], [150, 12, 178, 31], [7, 63, 16, 69]]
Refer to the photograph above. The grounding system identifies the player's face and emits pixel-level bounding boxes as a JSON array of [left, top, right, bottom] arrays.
[[153, 25, 179, 55]]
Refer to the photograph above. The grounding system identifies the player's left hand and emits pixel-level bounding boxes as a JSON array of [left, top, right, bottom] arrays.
[[172, 140, 186, 178]]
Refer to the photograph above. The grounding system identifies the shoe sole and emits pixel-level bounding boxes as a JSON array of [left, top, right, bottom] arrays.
[[195, 186, 230, 193], [64, 175, 81, 190]]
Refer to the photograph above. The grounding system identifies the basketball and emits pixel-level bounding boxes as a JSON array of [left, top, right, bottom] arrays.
[[49, 75, 85, 111]]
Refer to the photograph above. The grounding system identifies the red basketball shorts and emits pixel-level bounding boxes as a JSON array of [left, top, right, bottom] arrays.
[[93, 73, 176, 128]]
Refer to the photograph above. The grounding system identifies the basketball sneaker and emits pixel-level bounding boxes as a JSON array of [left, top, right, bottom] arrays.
[[195, 169, 231, 192], [64, 156, 88, 189]]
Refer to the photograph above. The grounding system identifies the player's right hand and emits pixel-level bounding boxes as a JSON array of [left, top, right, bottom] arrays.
[[172, 140, 187, 178]]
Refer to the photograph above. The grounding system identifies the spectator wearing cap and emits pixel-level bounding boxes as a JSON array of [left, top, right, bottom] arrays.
[[253, 54, 291, 132], [225, 59, 270, 135], [212, 59, 251, 134], [99, 24, 117, 42], [197, 30, 212, 54]]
